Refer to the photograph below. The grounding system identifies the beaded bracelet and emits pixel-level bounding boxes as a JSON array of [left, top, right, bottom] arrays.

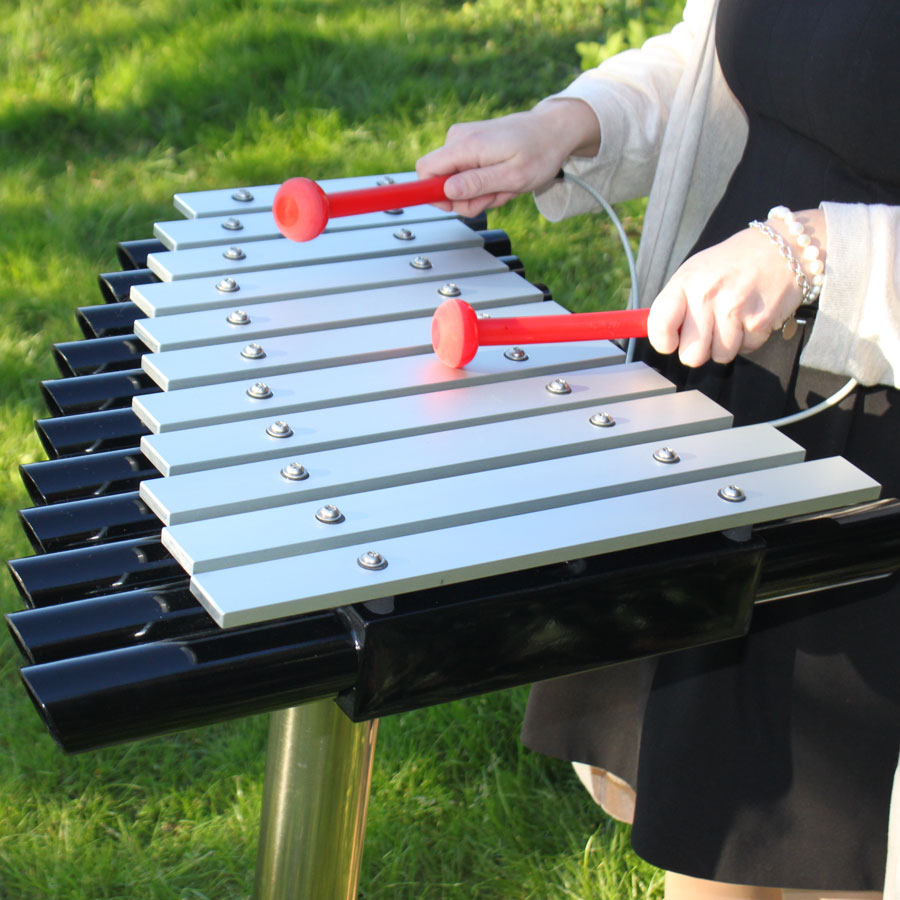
[[748, 206, 823, 306]]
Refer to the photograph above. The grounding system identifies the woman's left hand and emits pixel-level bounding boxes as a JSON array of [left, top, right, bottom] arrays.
[[647, 209, 825, 367]]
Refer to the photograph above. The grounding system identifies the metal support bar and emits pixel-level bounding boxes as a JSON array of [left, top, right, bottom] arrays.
[[253, 699, 378, 900]]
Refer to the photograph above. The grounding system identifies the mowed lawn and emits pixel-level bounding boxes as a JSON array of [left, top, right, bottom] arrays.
[[0, 1, 681, 897]]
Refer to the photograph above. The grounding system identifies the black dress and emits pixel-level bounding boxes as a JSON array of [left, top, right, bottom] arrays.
[[521, 0, 900, 889]]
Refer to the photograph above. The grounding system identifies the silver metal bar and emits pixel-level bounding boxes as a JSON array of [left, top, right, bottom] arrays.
[[147, 219, 482, 282], [164, 424, 804, 575], [141, 301, 569, 391], [192, 457, 881, 628], [253, 701, 378, 900], [142, 390, 730, 526], [131, 247, 508, 317], [134, 271, 542, 352]]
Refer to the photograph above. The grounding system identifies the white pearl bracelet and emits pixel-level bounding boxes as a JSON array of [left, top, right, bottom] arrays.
[[754, 205, 824, 306]]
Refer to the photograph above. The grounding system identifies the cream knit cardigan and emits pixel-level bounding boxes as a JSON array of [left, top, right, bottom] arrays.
[[533, 0, 900, 390]]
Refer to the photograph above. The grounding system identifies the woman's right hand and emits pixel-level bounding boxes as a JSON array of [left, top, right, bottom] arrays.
[[415, 99, 602, 217]]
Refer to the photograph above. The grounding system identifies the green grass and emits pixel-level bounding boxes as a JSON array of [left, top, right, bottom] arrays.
[[0, 0, 680, 896]]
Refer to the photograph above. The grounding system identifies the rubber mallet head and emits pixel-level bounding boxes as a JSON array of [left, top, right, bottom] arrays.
[[431, 297, 481, 368], [272, 177, 330, 243]]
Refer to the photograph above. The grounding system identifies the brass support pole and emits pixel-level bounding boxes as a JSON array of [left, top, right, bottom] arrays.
[[253, 699, 379, 900]]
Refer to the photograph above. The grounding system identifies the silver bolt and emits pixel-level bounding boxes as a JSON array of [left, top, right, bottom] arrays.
[[653, 446, 680, 464], [227, 309, 250, 325], [357, 549, 388, 571], [246, 382, 272, 399], [476, 312, 492, 319], [281, 462, 308, 481], [393, 228, 414, 241], [216, 277, 239, 293], [266, 421, 293, 438], [589, 412, 615, 428], [375, 175, 395, 186], [223, 246, 246, 260], [222, 217, 243, 231], [241, 343, 265, 359], [384, 208, 404, 216], [504, 347, 528, 361], [231, 188, 254, 202], [438, 282, 461, 297], [410, 255, 432, 269], [718, 485, 746, 503], [546, 378, 571, 395], [315, 504, 344, 524]]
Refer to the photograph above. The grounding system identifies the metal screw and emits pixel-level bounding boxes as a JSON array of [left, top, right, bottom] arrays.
[[231, 189, 254, 202], [546, 378, 571, 395], [589, 412, 615, 428], [438, 283, 461, 297], [224, 246, 246, 260], [384, 208, 404, 216], [718, 485, 746, 503], [477, 312, 492, 319], [216, 277, 239, 293], [393, 228, 414, 241], [315, 504, 344, 524], [266, 421, 293, 438], [357, 549, 388, 571], [376, 176, 395, 186], [222, 217, 243, 231], [241, 343, 265, 359], [227, 309, 250, 325], [281, 462, 308, 481], [410, 256, 431, 269], [246, 382, 272, 399], [504, 347, 528, 361], [653, 446, 680, 464]]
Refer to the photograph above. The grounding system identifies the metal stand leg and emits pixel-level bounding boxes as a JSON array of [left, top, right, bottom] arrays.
[[253, 699, 379, 900]]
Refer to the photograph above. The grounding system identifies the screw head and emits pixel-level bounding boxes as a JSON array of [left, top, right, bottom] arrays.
[[241, 343, 265, 359], [410, 256, 431, 269], [384, 208, 404, 215], [357, 550, 388, 571], [246, 382, 272, 399], [222, 217, 243, 231], [504, 347, 528, 361], [589, 412, 615, 428], [281, 462, 308, 481], [653, 446, 680, 464], [546, 378, 571, 395], [227, 309, 250, 325], [393, 228, 414, 241], [438, 282, 461, 297], [223, 246, 246, 260], [315, 504, 344, 524], [231, 188, 254, 202], [375, 175, 395, 186], [718, 485, 746, 503], [266, 421, 293, 438], [216, 277, 239, 293]]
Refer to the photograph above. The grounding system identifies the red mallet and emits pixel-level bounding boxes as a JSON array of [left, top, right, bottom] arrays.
[[431, 298, 651, 368], [273, 175, 451, 242]]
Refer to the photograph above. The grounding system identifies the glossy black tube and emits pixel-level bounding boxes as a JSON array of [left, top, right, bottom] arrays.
[[20, 610, 359, 753], [41, 370, 158, 417], [498, 255, 524, 275], [477, 229, 512, 258], [116, 239, 167, 271], [8, 537, 182, 608], [19, 491, 160, 554], [6, 582, 203, 664], [76, 302, 146, 339], [20, 448, 160, 505], [97, 268, 158, 304], [53, 334, 148, 377], [35, 408, 148, 458]]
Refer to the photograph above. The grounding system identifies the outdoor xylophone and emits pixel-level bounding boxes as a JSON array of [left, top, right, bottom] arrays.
[[7, 171, 900, 900]]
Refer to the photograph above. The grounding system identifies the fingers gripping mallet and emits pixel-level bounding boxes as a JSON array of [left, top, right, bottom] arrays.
[[431, 298, 651, 368], [273, 175, 451, 242]]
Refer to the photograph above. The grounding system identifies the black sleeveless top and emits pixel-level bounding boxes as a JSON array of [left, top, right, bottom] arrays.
[[523, 1, 900, 889]]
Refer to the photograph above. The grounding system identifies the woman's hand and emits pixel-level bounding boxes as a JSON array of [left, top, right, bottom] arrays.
[[415, 99, 602, 217], [647, 209, 826, 367]]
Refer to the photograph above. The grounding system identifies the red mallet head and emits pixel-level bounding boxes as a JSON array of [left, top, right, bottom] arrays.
[[273, 177, 330, 242], [432, 297, 481, 368]]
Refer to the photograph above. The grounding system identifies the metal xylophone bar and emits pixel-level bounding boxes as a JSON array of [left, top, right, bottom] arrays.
[[8, 173, 900, 900]]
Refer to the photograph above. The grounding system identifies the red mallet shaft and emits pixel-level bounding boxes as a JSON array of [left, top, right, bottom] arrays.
[[431, 298, 651, 368], [273, 175, 451, 242]]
